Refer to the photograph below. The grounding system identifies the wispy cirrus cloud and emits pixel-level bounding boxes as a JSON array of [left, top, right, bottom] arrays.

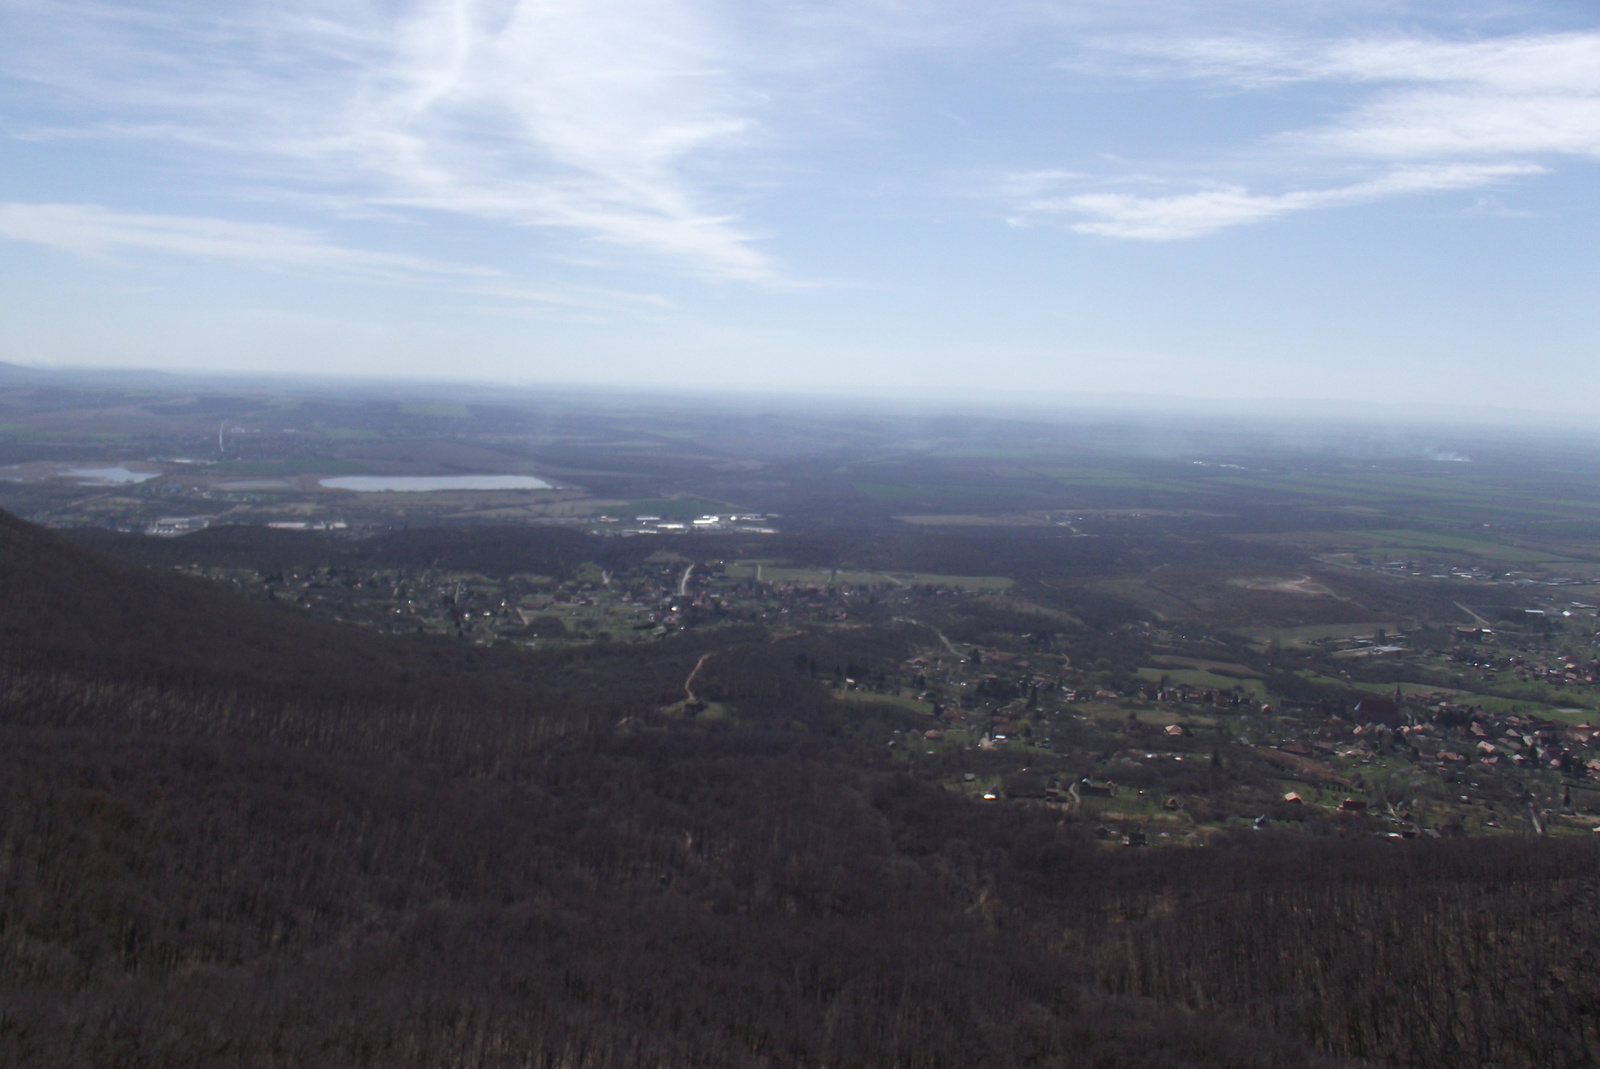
[[0, 201, 490, 277], [1016, 29, 1600, 239], [0, 0, 779, 280], [1155, 32, 1600, 100], [7, 4, 1597, 260], [0, 200, 680, 316], [1021, 163, 1544, 241], [1166, 32, 1600, 159]]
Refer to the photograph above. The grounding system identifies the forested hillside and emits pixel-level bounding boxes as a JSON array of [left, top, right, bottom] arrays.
[[3, 509, 1598, 1068]]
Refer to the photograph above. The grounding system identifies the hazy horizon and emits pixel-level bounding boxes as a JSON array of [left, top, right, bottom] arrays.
[[7, 357, 1600, 442], [3, 1, 1599, 412]]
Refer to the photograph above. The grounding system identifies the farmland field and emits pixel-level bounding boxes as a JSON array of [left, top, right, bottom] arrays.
[[723, 562, 1012, 591], [1138, 667, 1268, 697], [1355, 528, 1574, 563]]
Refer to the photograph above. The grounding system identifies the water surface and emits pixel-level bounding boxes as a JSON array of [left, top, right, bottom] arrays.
[[66, 466, 160, 484], [318, 474, 552, 492]]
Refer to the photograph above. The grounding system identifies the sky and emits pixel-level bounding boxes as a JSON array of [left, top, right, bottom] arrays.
[[1, 1, 1598, 413]]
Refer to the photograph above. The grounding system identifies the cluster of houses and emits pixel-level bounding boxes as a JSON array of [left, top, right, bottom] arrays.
[[1270, 692, 1599, 776], [146, 514, 212, 537], [601, 513, 777, 535], [1400, 708, 1599, 774]]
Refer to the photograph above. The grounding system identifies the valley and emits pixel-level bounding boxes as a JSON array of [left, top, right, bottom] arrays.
[[3, 368, 1600, 1067]]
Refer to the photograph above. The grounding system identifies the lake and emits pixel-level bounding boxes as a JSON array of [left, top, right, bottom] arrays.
[[66, 466, 160, 484], [318, 475, 553, 492]]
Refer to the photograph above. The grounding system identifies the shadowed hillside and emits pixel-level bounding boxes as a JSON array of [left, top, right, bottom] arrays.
[[3, 510, 1599, 1068]]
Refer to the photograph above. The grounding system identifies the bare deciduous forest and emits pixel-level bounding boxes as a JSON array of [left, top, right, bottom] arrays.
[[4, 505, 1600, 1068]]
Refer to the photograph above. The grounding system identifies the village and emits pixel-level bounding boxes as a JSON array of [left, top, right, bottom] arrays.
[[872, 639, 1600, 843], [165, 547, 1600, 846]]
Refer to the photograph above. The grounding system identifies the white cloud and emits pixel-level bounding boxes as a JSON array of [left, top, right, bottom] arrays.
[[1190, 33, 1600, 160], [0, 0, 780, 280], [1301, 90, 1600, 160], [1165, 32, 1600, 99], [1032, 30, 1600, 238], [0, 201, 683, 315], [9, 5, 1597, 257], [1040, 164, 1543, 240], [0, 201, 490, 276], [354, 0, 775, 278]]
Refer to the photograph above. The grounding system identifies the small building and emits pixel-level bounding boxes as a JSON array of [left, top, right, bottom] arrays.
[[1352, 695, 1403, 727]]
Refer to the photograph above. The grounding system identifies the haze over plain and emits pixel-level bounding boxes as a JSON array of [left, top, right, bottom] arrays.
[[1, 0, 1598, 411]]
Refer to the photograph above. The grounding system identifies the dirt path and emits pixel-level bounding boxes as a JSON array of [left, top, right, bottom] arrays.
[[894, 617, 959, 655], [684, 652, 712, 703]]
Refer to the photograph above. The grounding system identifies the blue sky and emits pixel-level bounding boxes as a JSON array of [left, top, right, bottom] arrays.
[[2, 1, 1598, 412]]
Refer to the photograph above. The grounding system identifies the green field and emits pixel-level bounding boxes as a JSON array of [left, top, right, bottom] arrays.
[[1302, 675, 1599, 719], [218, 459, 372, 476], [626, 498, 736, 519], [725, 561, 1011, 591], [1138, 668, 1267, 697], [1149, 655, 1260, 676], [1083, 705, 1220, 728], [723, 564, 887, 586], [1354, 528, 1571, 563], [851, 481, 1049, 501], [892, 572, 1014, 591], [832, 689, 934, 715], [399, 402, 471, 419], [1247, 621, 1411, 647], [1026, 467, 1203, 495]]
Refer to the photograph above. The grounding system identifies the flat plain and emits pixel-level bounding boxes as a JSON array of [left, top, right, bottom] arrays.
[[4, 365, 1600, 1067]]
